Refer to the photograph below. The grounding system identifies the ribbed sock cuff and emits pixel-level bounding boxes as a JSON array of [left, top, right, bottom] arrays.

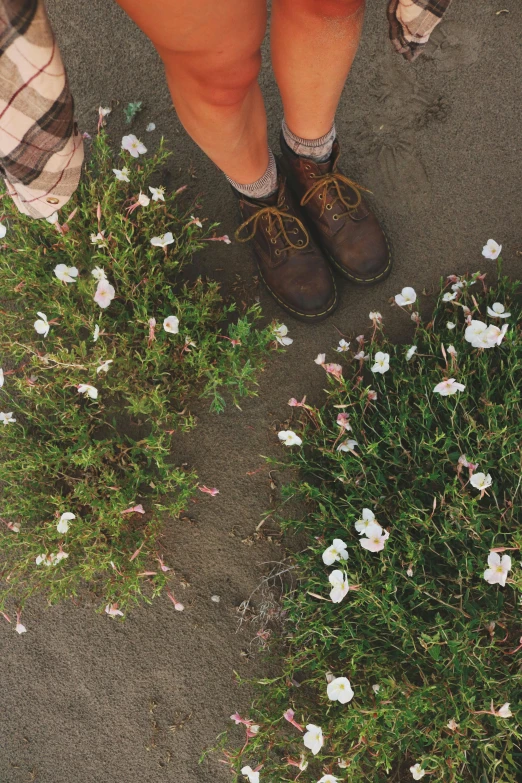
[[226, 149, 278, 200], [282, 119, 336, 162]]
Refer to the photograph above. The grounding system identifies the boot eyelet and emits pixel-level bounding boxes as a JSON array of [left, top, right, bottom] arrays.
[[333, 214, 339, 221], [291, 229, 298, 234], [275, 249, 281, 256], [270, 238, 276, 244], [305, 165, 310, 171], [326, 204, 332, 210], [297, 240, 304, 246], [318, 194, 323, 200]]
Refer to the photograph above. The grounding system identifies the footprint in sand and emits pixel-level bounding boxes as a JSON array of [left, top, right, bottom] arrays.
[[425, 21, 481, 72], [353, 125, 430, 210]]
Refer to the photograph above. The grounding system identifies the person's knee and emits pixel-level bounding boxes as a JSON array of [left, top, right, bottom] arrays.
[[163, 49, 262, 109]]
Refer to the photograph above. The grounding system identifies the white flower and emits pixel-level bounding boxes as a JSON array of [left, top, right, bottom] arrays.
[[433, 378, 465, 396], [442, 292, 457, 302], [497, 702, 512, 718], [327, 677, 354, 704], [90, 232, 106, 246], [369, 311, 382, 323], [336, 339, 350, 352], [93, 325, 100, 342], [360, 523, 390, 553], [314, 353, 326, 365], [405, 345, 417, 361], [372, 684, 380, 694], [322, 538, 348, 566], [0, 411, 15, 425], [0, 368, 3, 387], [99, 106, 111, 118], [113, 167, 130, 182], [0, 222, 7, 238], [53, 551, 69, 565], [452, 281, 464, 291], [121, 134, 147, 158], [105, 604, 124, 617], [190, 215, 203, 228], [446, 322, 456, 330], [329, 570, 349, 603], [273, 324, 293, 346], [34, 311, 50, 337], [470, 472, 492, 492], [94, 279, 115, 309], [447, 719, 459, 731], [46, 211, 59, 224], [318, 776, 338, 783], [78, 384, 98, 400], [96, 359, 113, 374], [137, 191, 150, 207], [464, 320, 487, 347], [371, 352, 390, 374], [54, 264, 78, 284], [57, 512, 75, 534], [241, 766, 259, 783], [337, 439, 358, 453], [354, 351, 369, 361], [149, 186, 165, 202], [91, 266, 107, 282], [146, 122, 156, 132], [487, 302, 510, 318], [483, 551, 510, 587], [410, 763, 426, 780], [278, 430, 302, 447], [15, 621, 27, 634], [355, 508, 376, 535], [482, 239, 502, 260], [303, 724, 323, 755], [151, 232, 174, 248], [485, 323, 509, 347], [447, 345, 457, 357], [163, 315, 179, 334], [395, 287, 416, 306]]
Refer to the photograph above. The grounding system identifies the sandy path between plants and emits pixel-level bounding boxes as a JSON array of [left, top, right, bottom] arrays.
[[1, 1, 520, 781]]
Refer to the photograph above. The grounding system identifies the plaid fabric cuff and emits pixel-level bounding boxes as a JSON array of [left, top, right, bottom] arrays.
[[387, 0, 453, 62], [0, 0, 84, 219]]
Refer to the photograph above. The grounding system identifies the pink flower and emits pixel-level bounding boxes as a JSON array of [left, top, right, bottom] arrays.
[[283, 708, 304, 732], [156, 556, 171, 572], [105, 604, 124, 617], [199, 486, 219, 496], [94, 279, 115, 309], [323, 363, 343, 380], [121, 504, 145, 515], [15, 611, 26, 634], [336, 412, 351, 431], [166, 590, 185, 611], [230, 712, 253, 726]]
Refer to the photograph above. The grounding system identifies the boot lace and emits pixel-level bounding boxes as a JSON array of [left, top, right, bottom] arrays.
[[235, 188, 309, 253], [300, 147, 371, 219]]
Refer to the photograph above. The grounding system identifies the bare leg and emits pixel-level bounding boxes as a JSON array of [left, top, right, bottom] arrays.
[[271, 0, 365, 139], [115, 0, 268, 185]]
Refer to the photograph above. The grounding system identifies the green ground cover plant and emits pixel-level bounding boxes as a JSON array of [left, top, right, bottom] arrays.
[[228, 256, 522, 782], [0, 127, 270, 617]]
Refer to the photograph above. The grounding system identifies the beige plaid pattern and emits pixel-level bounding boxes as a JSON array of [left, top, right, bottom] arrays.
[[0, 0, 84, 219], [387, 0, 453, 61]]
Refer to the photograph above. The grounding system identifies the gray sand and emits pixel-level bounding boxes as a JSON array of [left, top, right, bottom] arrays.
[[1, 1, 521, 781]]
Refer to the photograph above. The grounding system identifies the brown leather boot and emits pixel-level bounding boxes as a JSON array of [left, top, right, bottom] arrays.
[[279, 134, 392, 285], [233, 177, 338, 322]]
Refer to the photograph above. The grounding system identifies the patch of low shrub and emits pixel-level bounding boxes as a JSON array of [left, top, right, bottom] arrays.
[[0, 129, 270, 615], [228, 260, 522, 782]]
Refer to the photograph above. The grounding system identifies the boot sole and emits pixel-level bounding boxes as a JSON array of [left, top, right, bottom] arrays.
[[277, 152, 393, 287], [256, 261, 339, 323]]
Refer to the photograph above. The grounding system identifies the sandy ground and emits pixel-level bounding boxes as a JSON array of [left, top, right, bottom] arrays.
[[1, 1, 521, 781]]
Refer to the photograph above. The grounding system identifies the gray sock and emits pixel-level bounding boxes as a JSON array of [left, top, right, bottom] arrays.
[[226, 149, 278, 200], [282, 119, 336, 162]]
